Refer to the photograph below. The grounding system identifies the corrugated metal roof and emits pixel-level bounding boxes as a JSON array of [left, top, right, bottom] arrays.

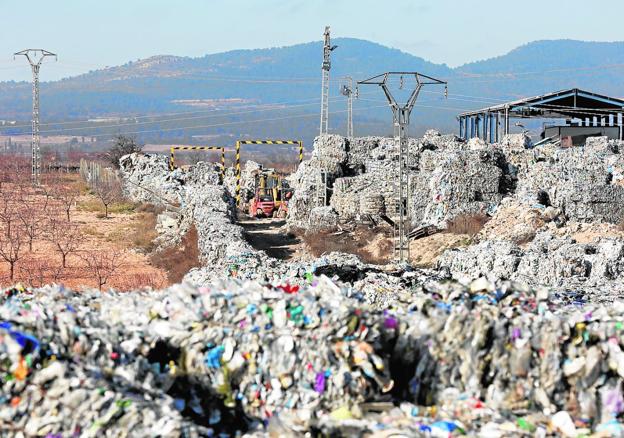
[[458, 88, 624, 119]]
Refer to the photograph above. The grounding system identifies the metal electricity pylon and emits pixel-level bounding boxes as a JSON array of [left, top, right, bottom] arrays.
[[14, 49, 57, 185], [340, 76, 354, 138], [320, 26, 337, 136], [358, 72, 447, 263]]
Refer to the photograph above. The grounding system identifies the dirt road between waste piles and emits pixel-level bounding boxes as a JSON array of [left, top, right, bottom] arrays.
[[239, 218, 308, 261]]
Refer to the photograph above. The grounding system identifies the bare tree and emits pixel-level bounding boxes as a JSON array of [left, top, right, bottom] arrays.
[[0, 158, 11, 190], [92, 173, 122, 219], [0, 224, 23, 281], [105, 135, 142, 169], [46, 218, 82, 268], [18, 191, 43, 252], [0, 188, 18, 238], [82, 250, 124, 290], [50, 176, 81, 222], [18, 256, 64, 288], [0, 154, 30, 189]]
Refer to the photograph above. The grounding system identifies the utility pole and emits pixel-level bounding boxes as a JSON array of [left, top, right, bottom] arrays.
[[340, 76, 354, 138], [14, 49, 57, 185], [320, 26, 337, 136], [358, 72, 447, 263]]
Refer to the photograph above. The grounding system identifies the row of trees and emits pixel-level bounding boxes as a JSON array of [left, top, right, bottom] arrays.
[[0, 173, 123, 289], [0, 136, 152, 290], [79, 159, 124, 218]]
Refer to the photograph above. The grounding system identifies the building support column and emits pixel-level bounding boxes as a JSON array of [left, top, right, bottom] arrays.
[[477, 114, 485, 138], [504, 105, 510, 136], [482, 114, 486, 141]]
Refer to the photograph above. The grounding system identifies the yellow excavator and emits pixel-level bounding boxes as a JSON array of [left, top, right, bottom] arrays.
[[247, 169, 293, 218]]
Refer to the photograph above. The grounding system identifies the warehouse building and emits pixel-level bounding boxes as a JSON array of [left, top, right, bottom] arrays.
[[458, 88, 624, 145]]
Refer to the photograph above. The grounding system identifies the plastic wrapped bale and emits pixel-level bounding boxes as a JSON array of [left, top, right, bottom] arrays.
[[344, 137, 382, 172], [287, 136, 349, 229], [516, 147, 624, 224], [436, 239, 523, 282], [500, 133, 532, 151], [411, 149, 506, 226], [410, 172, 433, 225], [584, 136, 615, 155], [515, 232, 624, 287], [240, 160, 263, 202], [119, 153, 182, 206], [330, 177, 362, 220], [467, 137, 488, 150], [311, 134, 349, 174], [420, 130, 465, 151], [308, 206, 339, 230], [360, 194, 385, 215], [286, 162, 327, 228], [184, 161, 223, 187], [394, 282, 624, 432]]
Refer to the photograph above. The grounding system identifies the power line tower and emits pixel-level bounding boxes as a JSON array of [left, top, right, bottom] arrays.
[[320, 26, 337, 136], [340, 76, 354, 138], [358, 72, 447, 263], [14, 49, 57, 185]]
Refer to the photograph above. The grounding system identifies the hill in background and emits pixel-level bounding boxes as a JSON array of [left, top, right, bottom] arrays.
[[1, 38, 623, 147]]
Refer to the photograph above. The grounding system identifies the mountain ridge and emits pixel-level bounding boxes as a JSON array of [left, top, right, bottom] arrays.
[[1, 38, 623, 144]]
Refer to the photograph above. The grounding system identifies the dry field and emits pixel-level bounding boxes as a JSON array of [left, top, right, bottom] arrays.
[[0, 169, 168, 291]]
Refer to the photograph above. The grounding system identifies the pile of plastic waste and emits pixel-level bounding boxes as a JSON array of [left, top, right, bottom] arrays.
[[1, 273, 623, 436]]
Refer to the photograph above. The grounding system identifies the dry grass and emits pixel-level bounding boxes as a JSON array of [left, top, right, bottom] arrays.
[[105, 228, 129, 244], [82, 226, 105, 238], [79, 198, 137, 215], [150, 225, 200, 283], [115, 272, 168, 290], [445, 214, 490, 236], [136, 203, 165, 215], [130, 212, 159, 252], [300, 226, 393, 264]]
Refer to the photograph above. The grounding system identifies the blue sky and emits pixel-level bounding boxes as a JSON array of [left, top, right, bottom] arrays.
[[1, 0, 623, 82]]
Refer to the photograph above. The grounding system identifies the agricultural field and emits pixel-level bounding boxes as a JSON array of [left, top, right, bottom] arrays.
[[0, 162, 169, 290]]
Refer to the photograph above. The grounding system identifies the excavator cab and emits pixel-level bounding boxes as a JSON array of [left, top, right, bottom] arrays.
[[248, 170, 292, 218]]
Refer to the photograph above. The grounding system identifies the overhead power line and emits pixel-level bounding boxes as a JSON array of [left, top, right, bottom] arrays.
[[1, 91, 380, 134], [25, 103, 389, 139]]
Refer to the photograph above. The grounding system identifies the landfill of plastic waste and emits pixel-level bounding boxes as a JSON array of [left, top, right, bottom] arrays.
[[2, 273, 624, 437], [6, 133, 624, 437]]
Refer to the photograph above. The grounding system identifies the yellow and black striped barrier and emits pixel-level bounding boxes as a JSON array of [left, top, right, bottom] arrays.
[[234, 140, 303, 205], [169, 146, 226, 183]]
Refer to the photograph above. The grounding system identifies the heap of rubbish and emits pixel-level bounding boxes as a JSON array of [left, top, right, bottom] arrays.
[[288, 132, 624, 229], [2, 275, 623, 436], [6, 131, 624, 436], [120, 153, 262, 272]]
